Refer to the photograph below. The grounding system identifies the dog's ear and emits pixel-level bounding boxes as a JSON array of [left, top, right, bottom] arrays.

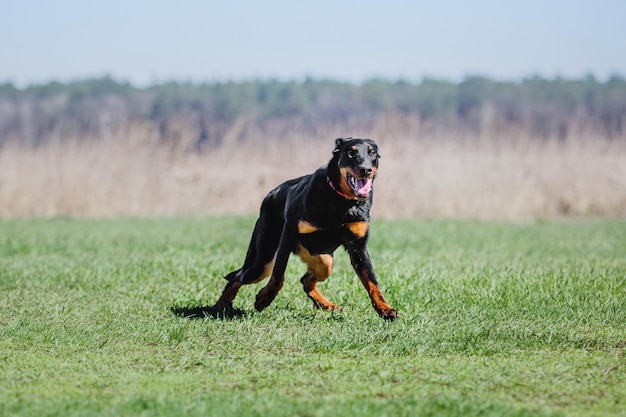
[[333, 138, 346, 154]]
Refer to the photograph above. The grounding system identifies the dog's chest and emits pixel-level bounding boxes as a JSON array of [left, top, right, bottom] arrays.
[[296, 219, 368, 255]]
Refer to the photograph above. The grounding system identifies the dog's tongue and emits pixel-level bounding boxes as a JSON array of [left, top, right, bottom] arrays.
[[356, 178, 372, 196]]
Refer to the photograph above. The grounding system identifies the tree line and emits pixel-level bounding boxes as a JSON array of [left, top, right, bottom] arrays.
[[1, 74, 625, 148]]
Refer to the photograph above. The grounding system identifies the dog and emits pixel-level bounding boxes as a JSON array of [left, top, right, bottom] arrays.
[[210, 137, 397, 320]]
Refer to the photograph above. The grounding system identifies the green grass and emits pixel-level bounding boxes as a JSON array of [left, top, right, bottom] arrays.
[[1, 217, 625, 417]]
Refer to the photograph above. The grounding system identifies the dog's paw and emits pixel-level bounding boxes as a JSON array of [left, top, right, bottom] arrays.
[[254, 288, 277, 311], [379, 307, 398, 321], [313, 301, 342, 311]]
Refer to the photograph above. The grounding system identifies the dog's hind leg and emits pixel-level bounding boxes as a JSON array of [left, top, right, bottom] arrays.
[[211, 215, 280, 313], [211, 280, 243, 313], [254, 226, 296, 312], [297, 245, 339, 310]]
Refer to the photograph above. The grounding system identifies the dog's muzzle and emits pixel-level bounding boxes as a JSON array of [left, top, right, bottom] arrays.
[[347, 173, 373, 198]]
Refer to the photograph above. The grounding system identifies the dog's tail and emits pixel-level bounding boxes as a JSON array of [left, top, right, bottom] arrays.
[[224, 269, 240, 281]]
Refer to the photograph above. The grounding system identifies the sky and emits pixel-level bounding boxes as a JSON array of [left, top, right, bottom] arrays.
[[2, 0, 626, 87]]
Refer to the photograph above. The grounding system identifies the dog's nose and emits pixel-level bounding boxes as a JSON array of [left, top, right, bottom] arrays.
[[360, 167, 373, 177]]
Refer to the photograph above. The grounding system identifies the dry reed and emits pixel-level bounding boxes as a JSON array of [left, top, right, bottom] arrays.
[[1, 135, 625, 220]]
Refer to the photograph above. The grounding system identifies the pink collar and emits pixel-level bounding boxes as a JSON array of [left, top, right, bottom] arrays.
[[327, 177, 355, 200]]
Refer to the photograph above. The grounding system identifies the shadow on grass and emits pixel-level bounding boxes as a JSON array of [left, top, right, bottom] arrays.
[[171, 304, 351, 322], [171, 305, 248, 320]]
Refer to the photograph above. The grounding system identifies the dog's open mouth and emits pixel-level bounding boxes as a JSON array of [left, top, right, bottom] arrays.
[[347, 174, 373, 198]]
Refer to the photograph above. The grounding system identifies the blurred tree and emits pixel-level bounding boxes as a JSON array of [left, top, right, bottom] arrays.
[[1, 75, 624, 147]]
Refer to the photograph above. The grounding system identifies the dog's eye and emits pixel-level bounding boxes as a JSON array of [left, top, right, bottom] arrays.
[[347, 151, 357, 159], [368, 149, 378, 158]]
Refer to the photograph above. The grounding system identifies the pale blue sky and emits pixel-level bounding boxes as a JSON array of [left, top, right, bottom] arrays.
[[2, 0, 625, 87]]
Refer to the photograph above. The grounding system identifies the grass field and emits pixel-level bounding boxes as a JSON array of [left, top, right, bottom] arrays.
[[1, 217, 625, 416]]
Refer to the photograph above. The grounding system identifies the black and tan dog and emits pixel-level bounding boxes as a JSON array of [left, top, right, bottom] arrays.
[[210, 137, 397, 320]]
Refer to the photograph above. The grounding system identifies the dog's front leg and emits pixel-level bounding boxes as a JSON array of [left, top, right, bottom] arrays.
[[346, 240, 398, 320], [254, 227, 295, 312]]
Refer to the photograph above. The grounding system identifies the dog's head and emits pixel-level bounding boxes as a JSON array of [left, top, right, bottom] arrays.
[[331, 137, 380, 200]]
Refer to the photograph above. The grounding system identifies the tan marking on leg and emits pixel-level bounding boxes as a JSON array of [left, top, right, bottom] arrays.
[[358, 270, 397, 319], [297, 244, 333, 278], [250, 253, 276, 284], [297, 244, 338, 310], [345, 221, 369, 238]]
